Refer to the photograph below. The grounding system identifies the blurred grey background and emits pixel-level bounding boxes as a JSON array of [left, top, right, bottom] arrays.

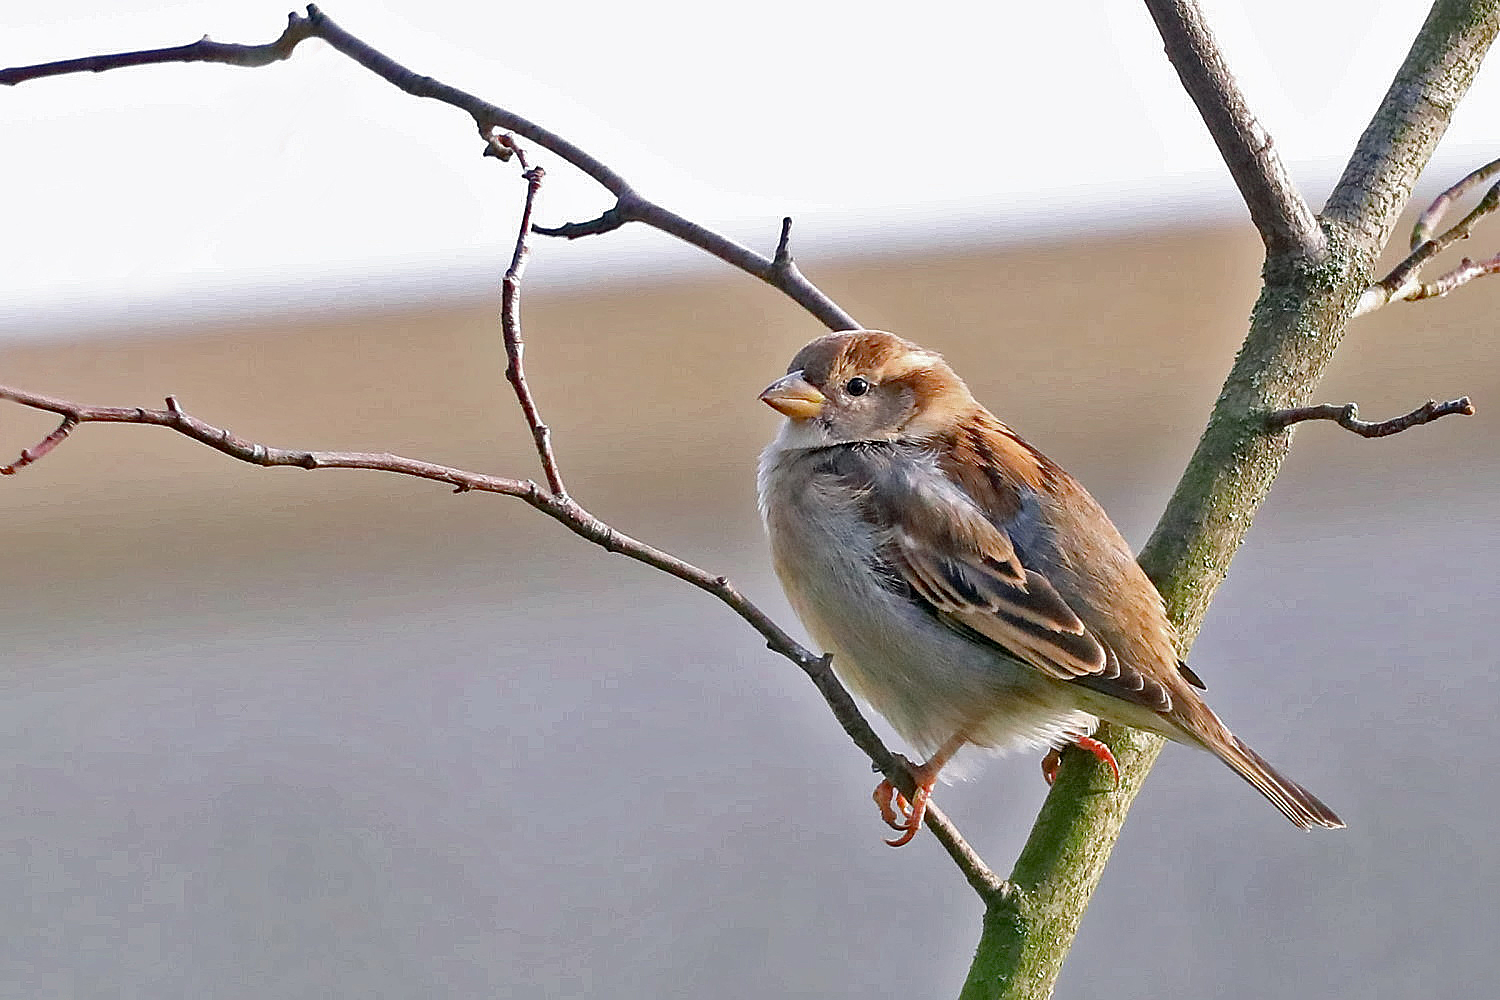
[[4, 219, 1497, 998]]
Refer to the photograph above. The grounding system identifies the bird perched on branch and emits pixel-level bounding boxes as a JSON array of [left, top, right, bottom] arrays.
[[757, 330, 1343, 846]]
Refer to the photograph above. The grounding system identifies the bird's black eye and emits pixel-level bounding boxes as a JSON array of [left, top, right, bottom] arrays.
[[845, 376, 870, 397]]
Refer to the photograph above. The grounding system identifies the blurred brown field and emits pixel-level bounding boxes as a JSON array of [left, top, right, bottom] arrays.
[[3, 219, 1497, 998]]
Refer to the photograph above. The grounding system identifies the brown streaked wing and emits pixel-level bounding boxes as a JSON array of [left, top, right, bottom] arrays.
[[825, 438, 1177, 712], [886, 524, 1108, 681]]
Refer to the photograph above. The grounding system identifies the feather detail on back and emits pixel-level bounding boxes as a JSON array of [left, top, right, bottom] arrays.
[[816, 435, 1176, 716]]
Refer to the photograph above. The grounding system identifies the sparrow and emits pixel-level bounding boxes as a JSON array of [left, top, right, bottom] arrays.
[[757, 330, 1343, 846]]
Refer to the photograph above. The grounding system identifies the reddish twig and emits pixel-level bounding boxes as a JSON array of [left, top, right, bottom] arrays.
[[1413, 253, 1500, 297], [1266, 396, 1475, 437], [486, 130, 529, 171], [0, 381, 1002, 899], [0, 6, 857, 333], [0, 415, 77, 474], [1356, 159, 1500, 316], [491, 134, 566, 497]]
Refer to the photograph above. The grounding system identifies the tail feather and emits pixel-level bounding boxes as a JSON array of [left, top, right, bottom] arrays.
[[1217, 737, 1345, 830]]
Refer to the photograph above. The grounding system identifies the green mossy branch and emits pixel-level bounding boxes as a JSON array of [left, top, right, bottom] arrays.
[[959, 2, 1498, 998]]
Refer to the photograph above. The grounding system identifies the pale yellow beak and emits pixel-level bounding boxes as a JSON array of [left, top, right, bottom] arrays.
[[759, 371, 827, 419]]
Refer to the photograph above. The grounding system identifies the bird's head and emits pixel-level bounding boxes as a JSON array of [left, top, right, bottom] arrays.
[[759, 330, 977, 447]]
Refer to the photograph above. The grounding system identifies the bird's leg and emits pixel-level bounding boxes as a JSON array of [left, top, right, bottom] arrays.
[[872, 734, 966, 848], [1041, 734, 1120, 786]]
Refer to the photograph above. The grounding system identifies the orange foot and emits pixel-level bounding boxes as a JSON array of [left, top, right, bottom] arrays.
[[870, 738, 966, 848], [1041, 735, 1121, 786], [872, 771, 935, 848]]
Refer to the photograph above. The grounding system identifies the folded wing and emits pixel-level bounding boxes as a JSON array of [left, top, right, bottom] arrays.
[[834, 441, 1175, 714]]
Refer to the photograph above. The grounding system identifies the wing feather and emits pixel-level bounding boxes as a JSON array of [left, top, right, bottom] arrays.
[[827, 439, 1175, 712]]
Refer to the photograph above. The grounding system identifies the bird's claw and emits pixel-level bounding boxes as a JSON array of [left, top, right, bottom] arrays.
[[872, 775, 933, 847], [1041, 735, 1121, 786]]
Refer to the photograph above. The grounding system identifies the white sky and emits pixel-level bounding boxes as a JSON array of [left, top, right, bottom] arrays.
[[4, 1, 1499, 338]]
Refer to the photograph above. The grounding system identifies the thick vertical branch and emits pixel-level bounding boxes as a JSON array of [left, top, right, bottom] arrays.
[[1325, 0, 1500, 251], [959, 3, 1499, 998], [1149, 0, 1497, 633]]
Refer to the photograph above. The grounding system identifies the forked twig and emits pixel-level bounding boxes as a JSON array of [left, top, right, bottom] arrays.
[[1267, 397, 1475, 436], [0, 6, 857, 332], [0, 3, 1019, 891], [1355, 157, 1500, 316], [1412, 157, 1500, 247]]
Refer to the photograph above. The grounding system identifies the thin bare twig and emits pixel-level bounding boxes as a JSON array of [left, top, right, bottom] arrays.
[[1355, 159, 1500, 316], [0, 382, 1003, 898], [1413, 253, 1500, 297], [1266, 396, 1475, 436], [0, 416, 76, 474], [772, 217, 795, 270], [0, 3, 1008, 894], [0, 6, 857, 333], [532, 207, 628, 240], [1142, 0, 1325, 259], [1412, 156, 1500, 246], [487, 130, 529, 171], [491, 133, 566, 497]]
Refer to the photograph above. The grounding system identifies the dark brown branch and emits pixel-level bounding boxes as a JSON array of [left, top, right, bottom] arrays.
[[532, 207, 628, 240], [0, 382, 1001, 898], [0, 14, 314, 83], [492, 135, 566, 497], [1266, 396, 1475, 436], [0, 5, 858, 333], [1355, 160, 1500, 315], [529, 194, 858, 330], [1142, 0, 1325, 259], [292, 6, 860, 330]]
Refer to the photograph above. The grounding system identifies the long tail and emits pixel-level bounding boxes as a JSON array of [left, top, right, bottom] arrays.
[[1214, 736, 1345, 830]]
